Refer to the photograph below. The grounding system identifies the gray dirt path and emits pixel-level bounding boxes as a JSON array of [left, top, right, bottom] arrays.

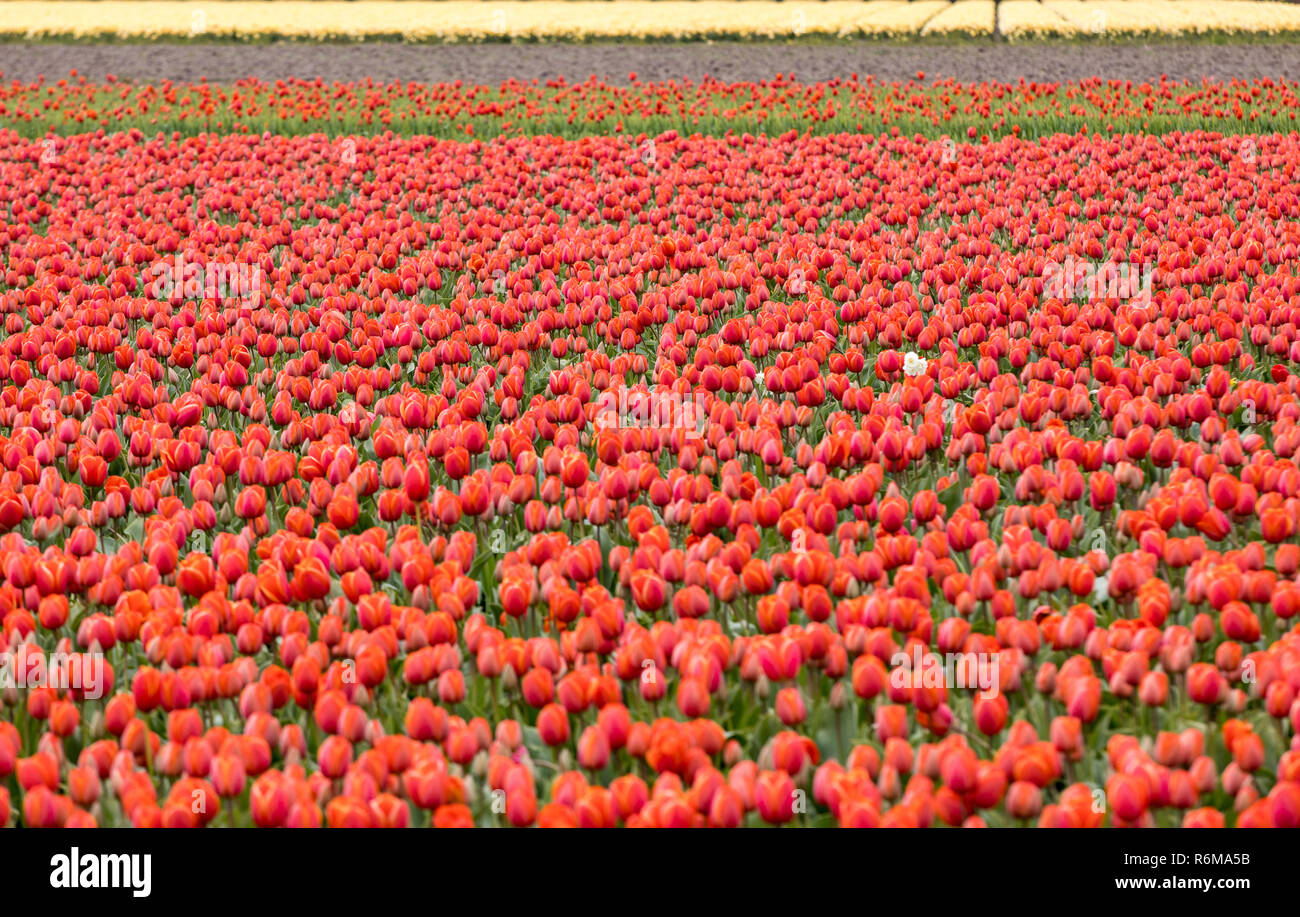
[[3, 41, 1299, 85]]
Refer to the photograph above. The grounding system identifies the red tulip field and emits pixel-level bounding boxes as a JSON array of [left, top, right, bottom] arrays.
[[3, 67, 1300, 834]]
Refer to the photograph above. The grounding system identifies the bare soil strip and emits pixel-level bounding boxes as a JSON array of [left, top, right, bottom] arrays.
[[3, 40, 1300, 86]]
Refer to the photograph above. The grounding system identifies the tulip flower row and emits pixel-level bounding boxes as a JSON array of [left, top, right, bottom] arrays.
[[5, 73, 1300, 141], [1, 123, 1299, 828]]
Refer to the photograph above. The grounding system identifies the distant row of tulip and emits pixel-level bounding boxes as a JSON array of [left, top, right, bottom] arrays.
[[4, 74, 1300, 140]]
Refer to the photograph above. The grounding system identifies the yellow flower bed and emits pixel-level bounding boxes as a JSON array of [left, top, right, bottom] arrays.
[[856, 1, 951, 37], [1044, 0, 1300, 37], [921, 0, 994, 36], [0, 0, 952, 41], [998, 0, 1077, 38], [2, 0, 1298, 41]]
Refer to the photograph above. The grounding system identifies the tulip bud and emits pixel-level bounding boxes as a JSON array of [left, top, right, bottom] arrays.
[[500, 666, 518, 693], [1224, 688, 1247, 714], [1035, 662, 1057, 695], [1234, 780, 1258, 813]]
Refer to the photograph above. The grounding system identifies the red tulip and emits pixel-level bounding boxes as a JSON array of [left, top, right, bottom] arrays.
[[754, 770, 797, 825], [537, 704, 570, 747]]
